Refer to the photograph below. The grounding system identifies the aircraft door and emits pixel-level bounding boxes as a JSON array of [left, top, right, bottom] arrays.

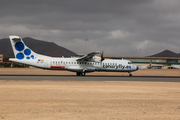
[[44, 60, 49, 67]]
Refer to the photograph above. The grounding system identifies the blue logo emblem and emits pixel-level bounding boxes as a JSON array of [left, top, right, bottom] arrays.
[[26, 57, 31, 59], [16, 53, 24, 60], [31, 55, 34, 59], [15, 42, 35, 60], [24, 48, 31, 55], [15, 42, 25, 51]]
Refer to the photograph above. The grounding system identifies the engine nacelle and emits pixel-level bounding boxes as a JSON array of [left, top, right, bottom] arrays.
[[91, 56, 101, 62], [67, 66, 83, 72], [67, 66, 97, 72], [83, 67, 96, 72]]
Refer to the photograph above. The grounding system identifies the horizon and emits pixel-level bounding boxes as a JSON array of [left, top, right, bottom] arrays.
[[0, 37, 180, 58]]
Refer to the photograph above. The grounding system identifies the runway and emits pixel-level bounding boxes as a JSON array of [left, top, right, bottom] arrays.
[[0, 75, 180, 82]]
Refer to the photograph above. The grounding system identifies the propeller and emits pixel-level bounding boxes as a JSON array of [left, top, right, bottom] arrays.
[[150, 60, 152, 66], [101, 51, 105, 62], [146, 60, 152, 69], [138, 60, 152, 69]]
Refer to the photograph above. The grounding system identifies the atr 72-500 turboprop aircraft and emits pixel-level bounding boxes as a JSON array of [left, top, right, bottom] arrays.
[[9, 36, 139, 76]]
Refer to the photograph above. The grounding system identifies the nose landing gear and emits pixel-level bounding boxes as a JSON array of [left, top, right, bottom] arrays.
[[129, 72, 132, 77]]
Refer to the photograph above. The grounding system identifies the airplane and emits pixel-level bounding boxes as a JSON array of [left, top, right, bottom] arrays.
[[9, 35, 139, 76], [170, 65, 180, 69]]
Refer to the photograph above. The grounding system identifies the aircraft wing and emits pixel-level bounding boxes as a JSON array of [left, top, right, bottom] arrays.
[[76, 51, 100, 61]]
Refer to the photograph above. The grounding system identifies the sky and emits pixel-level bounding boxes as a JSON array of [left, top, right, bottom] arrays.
[[0, 0, 180, 56]]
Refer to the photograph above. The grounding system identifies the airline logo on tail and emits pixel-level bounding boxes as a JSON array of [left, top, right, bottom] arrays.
[[12, 38, 35, 60]]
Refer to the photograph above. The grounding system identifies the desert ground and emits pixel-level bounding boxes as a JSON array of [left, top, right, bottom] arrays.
[[0, 68, 180, 120]]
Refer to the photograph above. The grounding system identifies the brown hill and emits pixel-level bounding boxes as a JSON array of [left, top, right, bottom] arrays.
[[148, 50, 180, 57], [0, 37, 77, 58]]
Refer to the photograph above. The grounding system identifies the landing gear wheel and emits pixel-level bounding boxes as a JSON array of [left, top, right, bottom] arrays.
[[128, 72, 132, 77], [76, 72, 86, 76], [81, 72, 86, 76], [76, 72, 81, 76]]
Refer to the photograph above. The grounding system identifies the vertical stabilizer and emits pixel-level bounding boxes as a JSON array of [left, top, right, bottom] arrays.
[[9, 36, 51, 60]]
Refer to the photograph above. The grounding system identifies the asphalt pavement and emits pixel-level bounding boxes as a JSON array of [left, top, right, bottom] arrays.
[[0, 75, 180, 82]]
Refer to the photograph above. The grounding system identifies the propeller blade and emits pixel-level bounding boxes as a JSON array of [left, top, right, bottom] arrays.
[[147, 60, 152, 69], [150, 60, 152, 66], [101, 51, 105, 62]]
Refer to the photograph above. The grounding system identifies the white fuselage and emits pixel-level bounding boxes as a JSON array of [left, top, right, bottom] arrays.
[[10, 57, 138, 73]]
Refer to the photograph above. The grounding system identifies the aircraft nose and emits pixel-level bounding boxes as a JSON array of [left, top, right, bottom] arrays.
[[136, 66, 139, 70]]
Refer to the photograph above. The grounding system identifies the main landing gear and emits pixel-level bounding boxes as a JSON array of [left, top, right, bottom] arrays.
[[76, 72, 86, 76]]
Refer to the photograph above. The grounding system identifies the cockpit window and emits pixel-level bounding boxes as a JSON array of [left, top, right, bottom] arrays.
[[128, 62, 132, 64]]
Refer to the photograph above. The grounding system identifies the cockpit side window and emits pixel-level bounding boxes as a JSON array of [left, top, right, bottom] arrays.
[[128, 62, 132, 64]]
